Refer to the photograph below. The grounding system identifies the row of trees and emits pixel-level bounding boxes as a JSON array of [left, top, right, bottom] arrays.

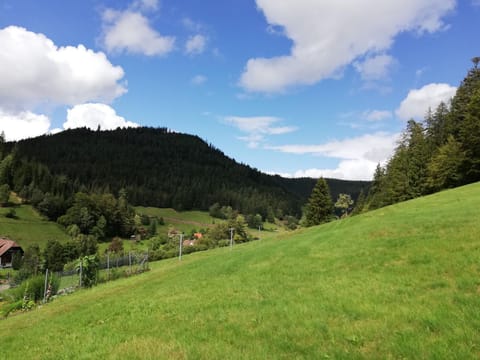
[[302, 59, 480, 224], [361, 58, 480, 211]]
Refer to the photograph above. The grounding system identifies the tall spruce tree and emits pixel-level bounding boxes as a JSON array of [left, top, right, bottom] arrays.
[[304, 177, 333, 227], [459, 87, 480, 182]]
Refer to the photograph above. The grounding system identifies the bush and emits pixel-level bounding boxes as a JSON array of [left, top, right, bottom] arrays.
[[108, 237, 124, 254], [76, 255, 99, 288], [218, 239, 230, 247], [13, 268, 31, 285], [149, 235, 167, 251], [10, 274, 60, 302]]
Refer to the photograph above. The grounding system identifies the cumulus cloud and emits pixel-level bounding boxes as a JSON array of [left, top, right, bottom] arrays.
[[0, 109, 51, 141], [191, 75, 207, 85], [185, 34, 207, 55], [396, 83, 457, 120], [0, 26, 126, 110], [267, 132, 399, 180], [102, 9, 175, 56], [63, 103, 139, 130], [354, 54, 395, 81], [240, 0, 455, 93], [224, 116, 297, 148]]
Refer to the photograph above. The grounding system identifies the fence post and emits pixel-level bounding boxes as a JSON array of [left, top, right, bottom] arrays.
[[79, 261, 82, 288], [179, 233, 183, 261], [107, 252, 110, 281], [43, 268, 49, 303]]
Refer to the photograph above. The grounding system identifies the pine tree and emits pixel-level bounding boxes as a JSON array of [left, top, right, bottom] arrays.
[[459, 88, 480, 182], [427, 135, 466, 190], [304, 177, 333, 227]]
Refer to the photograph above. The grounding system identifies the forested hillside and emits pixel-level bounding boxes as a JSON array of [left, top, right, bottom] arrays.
[[2, 127, 368, 219]]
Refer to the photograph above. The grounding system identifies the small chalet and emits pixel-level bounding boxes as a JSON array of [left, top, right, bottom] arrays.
[[0, 238, 24, 268]]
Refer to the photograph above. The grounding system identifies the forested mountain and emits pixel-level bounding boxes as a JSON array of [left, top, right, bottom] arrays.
[[2, 127, 368, 219]]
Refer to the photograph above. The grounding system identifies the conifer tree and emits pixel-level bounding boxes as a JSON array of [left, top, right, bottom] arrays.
[[427, 135, 466, 190], [459, 88, 480, 182], [304, 177, 333, 227]]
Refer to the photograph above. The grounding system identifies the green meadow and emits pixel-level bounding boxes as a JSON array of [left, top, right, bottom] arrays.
[[1, 182, 480, 359], [135, 206, 219, 236], [0, 204, 69, 248]]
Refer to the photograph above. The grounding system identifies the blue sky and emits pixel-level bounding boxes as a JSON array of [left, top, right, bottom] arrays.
[[0, 0, 478, 180]]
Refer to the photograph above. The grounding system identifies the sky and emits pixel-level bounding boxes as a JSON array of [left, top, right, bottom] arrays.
[[0, 0, 479, 180]]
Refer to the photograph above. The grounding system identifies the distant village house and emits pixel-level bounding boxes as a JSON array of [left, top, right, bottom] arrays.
[[0, 238, 24, 268]]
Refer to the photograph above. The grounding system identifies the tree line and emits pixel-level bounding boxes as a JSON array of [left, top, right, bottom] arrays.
[[300, 58, 480, 227], [359, 58, 480, 211]]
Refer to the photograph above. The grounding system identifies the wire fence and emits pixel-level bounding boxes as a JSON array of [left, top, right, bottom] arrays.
[[55, 252, 150, 295]]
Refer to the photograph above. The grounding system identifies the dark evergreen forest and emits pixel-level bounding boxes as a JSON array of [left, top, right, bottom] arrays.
[[0, 127, 368, 222]]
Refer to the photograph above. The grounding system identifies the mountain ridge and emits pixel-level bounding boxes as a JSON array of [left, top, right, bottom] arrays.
[[6, 127, 369, 216]]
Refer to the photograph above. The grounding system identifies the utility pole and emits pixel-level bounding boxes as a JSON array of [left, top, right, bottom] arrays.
[[179, 233, 184, 260], [229, 227, 234, 249]]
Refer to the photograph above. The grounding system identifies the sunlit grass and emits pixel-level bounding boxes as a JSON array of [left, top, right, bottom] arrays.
[[0, 204, 69, 248], [1, 183, 480, 359]]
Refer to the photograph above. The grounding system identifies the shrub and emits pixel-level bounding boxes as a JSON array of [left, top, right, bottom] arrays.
[[76, 255, 99, 288], [10, 274, 59, 302], [108, 237, 124, 254]]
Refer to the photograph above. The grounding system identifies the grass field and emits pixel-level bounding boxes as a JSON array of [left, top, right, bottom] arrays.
[[1, 182, 479, 359], [0, 204, 69, 248], [136, 206, 218, 236]]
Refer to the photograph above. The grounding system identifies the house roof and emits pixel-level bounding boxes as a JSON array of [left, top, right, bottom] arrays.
[[0, 238, 23, 257]]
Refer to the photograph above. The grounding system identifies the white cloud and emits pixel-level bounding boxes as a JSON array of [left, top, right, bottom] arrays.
[[191, 75, 207, 85], [102, 10, 175, 56], [240, 0, 455, 93], [185, 34, 207, 55], [0, 26, 126, 110], [224, 116, 297, 148], [363, 110, 393, 122], [63, 103, 139, 130], [395, 83, 457, 121], [285, 159, 379, 181], [354, 54, 395, 81], [266, 132, 399, 180], [182, 17, 204, 32], [0, 108, 50, 141]]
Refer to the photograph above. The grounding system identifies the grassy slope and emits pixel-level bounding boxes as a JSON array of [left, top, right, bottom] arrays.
[[2, 183, 480, 359], [0, 204, 69, 248], [135, 206, 219, 235]]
